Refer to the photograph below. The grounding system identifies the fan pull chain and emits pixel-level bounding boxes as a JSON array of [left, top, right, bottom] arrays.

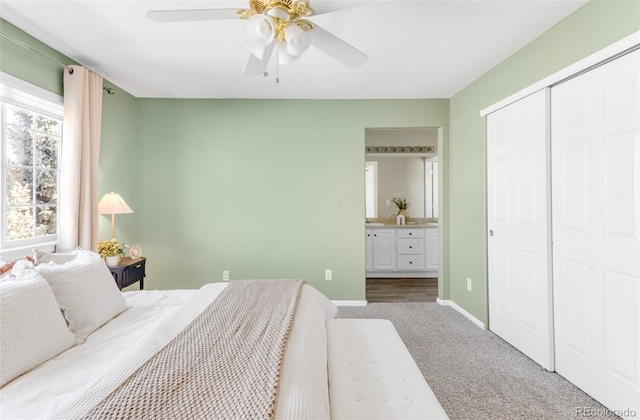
[[262, 51, 268, 78]]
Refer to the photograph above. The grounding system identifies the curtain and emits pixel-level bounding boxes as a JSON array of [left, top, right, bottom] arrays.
[[57, 65, 103, 252]]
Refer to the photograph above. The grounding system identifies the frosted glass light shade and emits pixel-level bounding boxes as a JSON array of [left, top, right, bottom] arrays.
[[284, 24, 311, 56], [247, 14, 275, 46], [278, 41, 300, 64]]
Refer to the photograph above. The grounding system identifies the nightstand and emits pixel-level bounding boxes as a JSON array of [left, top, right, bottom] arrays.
[[108, 257, 146, 290]]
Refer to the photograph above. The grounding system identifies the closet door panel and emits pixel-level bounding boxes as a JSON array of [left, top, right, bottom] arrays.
[[487, 88, 553, 370], [605, 271, 638, 384], [552, 49, 640, 418], [559, 141, 588, 232], [604, 133, 637, 236], [558, 259, 589, 356]]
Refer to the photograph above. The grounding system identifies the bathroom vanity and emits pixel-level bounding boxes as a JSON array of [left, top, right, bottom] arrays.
[[365, 224, 439, 278]]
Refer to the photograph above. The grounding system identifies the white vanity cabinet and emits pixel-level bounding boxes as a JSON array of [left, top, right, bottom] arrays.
[[425, 229, 440, 270], [365, 229, 396, 271], [365, 229, 374, 271], [366, 226, 439, 277]]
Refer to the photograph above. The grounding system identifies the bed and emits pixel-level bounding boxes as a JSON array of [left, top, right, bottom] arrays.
[[0, 249, 448, 419]]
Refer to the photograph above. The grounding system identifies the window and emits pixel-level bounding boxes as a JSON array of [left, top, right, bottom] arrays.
[[1, 72, 63, 254], [365, 161, 378, 218]]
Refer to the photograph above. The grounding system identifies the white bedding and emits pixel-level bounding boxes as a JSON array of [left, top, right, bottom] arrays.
[[0, 286, 199, 419], [1, 282, 337, 420]]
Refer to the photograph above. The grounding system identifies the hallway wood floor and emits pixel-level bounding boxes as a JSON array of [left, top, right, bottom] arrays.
[[366, 278, 438, 303]]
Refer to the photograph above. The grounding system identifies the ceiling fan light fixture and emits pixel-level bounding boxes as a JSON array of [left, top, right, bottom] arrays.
[[146, 0, 367, 77], [247, 14, 275, 46], [277, 40, 300, 64], [284, 23, 311, 56]]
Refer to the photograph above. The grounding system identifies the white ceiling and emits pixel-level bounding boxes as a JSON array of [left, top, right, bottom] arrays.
[[0, 0, 587, 99]]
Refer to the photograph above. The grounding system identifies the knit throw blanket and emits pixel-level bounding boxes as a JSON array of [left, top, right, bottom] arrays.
[[83, 279, 304, 420]]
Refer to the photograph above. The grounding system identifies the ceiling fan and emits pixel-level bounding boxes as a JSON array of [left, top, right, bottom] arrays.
[[146, 0, 368, 78]]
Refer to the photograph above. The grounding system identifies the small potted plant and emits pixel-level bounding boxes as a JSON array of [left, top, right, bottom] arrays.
[[98, 240, 126, 266], [391, 193, 411, 219]]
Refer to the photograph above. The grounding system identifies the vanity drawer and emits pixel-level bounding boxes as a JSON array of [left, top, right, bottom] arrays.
[[397, 255, 425, 270], [397, 239, 424, 255], [396, 229, 424, 239]]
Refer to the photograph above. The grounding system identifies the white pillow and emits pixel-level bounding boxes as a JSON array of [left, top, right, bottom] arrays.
[[0, 267, 77, 387], [33, 248, 83, 265], [35, 250, 126, 342]]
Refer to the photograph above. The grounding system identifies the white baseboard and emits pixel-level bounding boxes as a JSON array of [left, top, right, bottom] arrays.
[[437, 298, 486, 329], [332, 300, 368, 307]]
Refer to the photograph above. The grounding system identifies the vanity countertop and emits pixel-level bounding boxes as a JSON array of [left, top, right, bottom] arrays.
[[365, 222, 438, 229]]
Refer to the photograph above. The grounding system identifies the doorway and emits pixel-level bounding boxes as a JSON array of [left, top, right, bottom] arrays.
[[364, 127, 440, 303]]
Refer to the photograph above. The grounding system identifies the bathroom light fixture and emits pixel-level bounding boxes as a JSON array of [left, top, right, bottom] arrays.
[[98, 192, 133, 241]]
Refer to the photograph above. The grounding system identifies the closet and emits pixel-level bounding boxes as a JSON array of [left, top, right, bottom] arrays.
[[487, 48, 639, 417]]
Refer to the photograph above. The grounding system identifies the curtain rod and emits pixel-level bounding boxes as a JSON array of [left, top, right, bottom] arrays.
[[0, 31, 115, 95]]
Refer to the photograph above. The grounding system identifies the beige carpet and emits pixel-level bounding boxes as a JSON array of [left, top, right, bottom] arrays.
[[338, 303, 618, 420]]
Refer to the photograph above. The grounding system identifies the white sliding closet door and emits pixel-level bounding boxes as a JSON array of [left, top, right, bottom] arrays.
[[487, 89, 554, 370], [552, 49, 640, 417]]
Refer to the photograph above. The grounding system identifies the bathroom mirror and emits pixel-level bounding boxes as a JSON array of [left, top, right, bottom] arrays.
[[364, 128, 438, 219]]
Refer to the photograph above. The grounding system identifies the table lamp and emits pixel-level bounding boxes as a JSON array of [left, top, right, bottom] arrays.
[[98, 192, 133, 240]]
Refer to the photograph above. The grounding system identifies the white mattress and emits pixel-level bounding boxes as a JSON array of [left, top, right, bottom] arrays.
[[1, 282, 336, 420]]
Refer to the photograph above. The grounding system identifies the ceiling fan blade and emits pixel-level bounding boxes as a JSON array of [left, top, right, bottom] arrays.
[[311, 2, 369, 16], [310, 24, 367, 68], [243, 54, 264, 77], [243, 42, 275, 77], [146, 9, 239, 23]]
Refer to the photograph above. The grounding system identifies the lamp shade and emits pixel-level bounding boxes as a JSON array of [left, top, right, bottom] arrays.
[[98, 192, 133, 215]]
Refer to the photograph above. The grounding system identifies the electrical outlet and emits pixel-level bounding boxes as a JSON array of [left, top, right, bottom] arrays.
[[386, 199, 391, 206], [223, 270, 230, 282], [467, 277, 472, 291], [325, 269, 332, 281]]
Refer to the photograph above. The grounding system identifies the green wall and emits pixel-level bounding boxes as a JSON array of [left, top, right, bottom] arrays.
[[1, 18, 450, 300], [137, 99, 449, 299], [0, 20, 67, 96], [0, 19, 141, 249], [448, 0, 640, 324]]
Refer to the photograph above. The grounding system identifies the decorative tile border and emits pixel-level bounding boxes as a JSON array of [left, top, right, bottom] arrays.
[[365, 146, 436, 154]]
